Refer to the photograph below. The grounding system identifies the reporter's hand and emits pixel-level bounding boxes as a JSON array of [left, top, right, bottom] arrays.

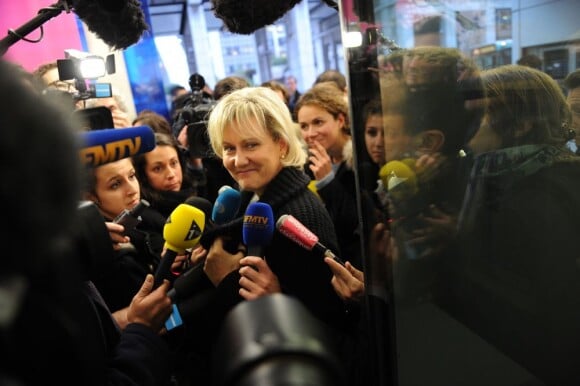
[[238, 256, 281, 300], [105, 221, 129, 251], [325, 258, 365, 302], [204, 237, 244, 286], [126, 274, 172, 333]]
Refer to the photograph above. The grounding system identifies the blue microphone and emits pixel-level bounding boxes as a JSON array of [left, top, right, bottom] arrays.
[[242, 202, 275, 258], [78, 125, 156, 167], [212, 186, 241, 225]]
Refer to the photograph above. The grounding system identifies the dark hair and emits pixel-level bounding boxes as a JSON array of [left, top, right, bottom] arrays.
[[260, 80, 290, 104], [133, 109, 173, 135], [133, 132, 191, 203], [564, 69, 580, 91], [0, 60, 81, 271], [516, 54, 542, 70], [314, 69, 347, 91], [213, 76, 250, 101]]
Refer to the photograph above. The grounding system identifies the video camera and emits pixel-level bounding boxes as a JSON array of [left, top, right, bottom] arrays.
[[172, 73, 216, 158], [42, 50, 118, 130], [56, 49, 115, 102]]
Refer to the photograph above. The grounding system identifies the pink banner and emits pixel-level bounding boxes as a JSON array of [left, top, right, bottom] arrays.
[[0, 0, 82, 72]]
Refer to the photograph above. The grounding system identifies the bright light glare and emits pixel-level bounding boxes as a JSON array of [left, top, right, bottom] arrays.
[[79, 56, 106, 79], [344, 31, 362, 48]]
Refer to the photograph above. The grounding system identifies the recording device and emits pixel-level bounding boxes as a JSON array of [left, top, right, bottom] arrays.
[[212, 186, 241, 225], [57, 51, 116, 103], [172, 73, 216, 158], [276, 214, 344, 265], [242, 202, 275, 258], [213, 294, 344, 386], [153, 203, 205, 288], [113, 199, 150, 233], [78, 126, 156, 167]]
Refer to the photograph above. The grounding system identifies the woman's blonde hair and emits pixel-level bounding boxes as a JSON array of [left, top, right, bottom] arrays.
[[207, 86, 307, 168]]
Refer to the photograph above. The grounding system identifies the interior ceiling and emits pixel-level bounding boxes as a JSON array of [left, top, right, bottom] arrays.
[[146, 0, 338, 36]]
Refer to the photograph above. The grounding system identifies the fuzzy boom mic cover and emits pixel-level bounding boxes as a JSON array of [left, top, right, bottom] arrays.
[[211, 0, 303, 34], [71, 0, 149, 50]]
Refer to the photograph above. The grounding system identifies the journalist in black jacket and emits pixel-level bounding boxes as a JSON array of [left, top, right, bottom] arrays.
[[169, 87, 354, 386], [0, 59, 172, 386]]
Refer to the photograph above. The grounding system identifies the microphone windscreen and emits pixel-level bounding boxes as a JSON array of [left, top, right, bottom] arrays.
[[79, 126, 155, 167], [275, 214, 318, 251], [379, 160, 418, 200], [212, 187, 241, 224], [242, 202, 275, 250], [163, 203, 205, 253], [71, 0, 149, 50], [210, 0, 303, 34]]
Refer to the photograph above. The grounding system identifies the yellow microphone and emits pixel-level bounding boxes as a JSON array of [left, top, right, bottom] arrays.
[[379, 160, 418, 201], [307, 180, 321, 200], [154, 203, 205, 288]]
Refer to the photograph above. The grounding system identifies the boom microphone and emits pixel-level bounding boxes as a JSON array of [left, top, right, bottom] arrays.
[[153, 203, 205, 288], [210, 0, 303, 34], [70, 0, 149, 50], [78, 126, 155, 167], [242, 202, 275, 257], [276, 214, 344, 265], [212, 186, 241, 225]]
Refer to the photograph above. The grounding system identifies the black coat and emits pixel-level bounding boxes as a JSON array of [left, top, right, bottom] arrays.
[[171, 167, 353, 385]]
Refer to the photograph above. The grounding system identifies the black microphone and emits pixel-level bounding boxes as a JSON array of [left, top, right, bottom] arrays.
[[276, 214, 344, 265], [242, 202, 275, 258], [210, 0, 303, 34], [70, 0, 149, 50]]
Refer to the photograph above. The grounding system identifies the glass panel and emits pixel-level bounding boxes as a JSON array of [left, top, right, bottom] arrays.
[[338, 1, 580, 385]]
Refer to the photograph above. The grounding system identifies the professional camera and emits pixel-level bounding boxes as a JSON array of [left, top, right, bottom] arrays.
[[43, 50, 117, 130], [56, 49, 115, 102], [172, 73, 216, 158]]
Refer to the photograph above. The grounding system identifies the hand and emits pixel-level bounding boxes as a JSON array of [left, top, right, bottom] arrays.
[[126, 274, 172, 333], [308, 140, 333, 180], [407, 205, 457, 259], [177, 124, 188, 148], [238, 256, 281, 300], [190, 245, 207, 266], [105, 221, 129, 251], [111, 109, 131, 129], [204, 237, 245, 286], [325, 258, 365, 302]]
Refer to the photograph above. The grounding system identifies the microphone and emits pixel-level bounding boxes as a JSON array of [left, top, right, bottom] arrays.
[[185, 196, 214, 229], [78, 126, 156, 167], [378, 159, 418, 201], [112, 198, 150, 233], [153, 203, 205, 288], [70, 0, 149, 50], [212, 186, 241, 225], [210, 0, 303, 34], [276, 214, 344, 265], [242, 202, 275, 258]]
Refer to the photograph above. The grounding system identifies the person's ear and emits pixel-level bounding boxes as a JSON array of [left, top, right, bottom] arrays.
[[418, 130, 445, 153], [83, 192, 99, 206]]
